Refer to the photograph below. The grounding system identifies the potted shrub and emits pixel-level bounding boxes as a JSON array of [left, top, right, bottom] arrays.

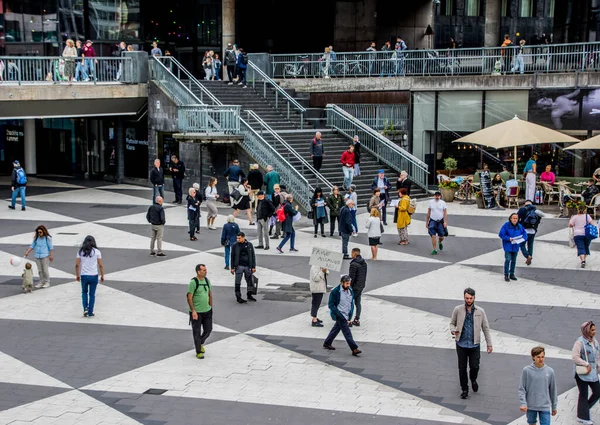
[[439, 180, 458, 202], [474, 191, 485, 209], [565, 199, 586, 217], [443, 157, 458, 178]]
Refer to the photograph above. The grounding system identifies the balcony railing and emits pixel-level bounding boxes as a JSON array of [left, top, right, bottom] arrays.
[[0, 56, 135, 85], [336, 104, 408, 131], [179, 105, 241, 133], [270, 42, 600, 78]]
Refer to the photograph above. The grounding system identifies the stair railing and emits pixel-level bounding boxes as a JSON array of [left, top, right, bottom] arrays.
[[156, 56, 222, 105], [326, 104, 429, 191], [246, 111, 332, 192], [247, 61, 306, 129]]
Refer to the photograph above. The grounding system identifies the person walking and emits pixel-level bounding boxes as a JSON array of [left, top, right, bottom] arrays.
[[569, 205, 596, 268], [263, 165, 280, 201], [327, 186, 344, 237], [205, 177, 219, 230], [524, 154, 538, 203], [236, 48, 248, 88], [365, 208, 382, 260], [450, 288, 493, 400], [323, 275, 362, 356], [370, 170, 391, 225], [146, 196, 166, 257], [276, 194, 300, 253], [511, 40, 527, 74], [24, 225, 54, 289], [518, 346, 558, 425], [192, 183, 202, 234], [232, 178, 254, 225], [311, 187, 328, 238], [426, 191, 448, 255], [348, 248, 367, 326], [247, 164, 263, 213], [230, 232, 257, 303], [353, 135, 361, 177], [499, 213, 528, 281], [224, 159, 245, 206], [309, 265, 327, 327], [339, 199, 355, 260], [187, 264, 213, 359], [255, 191, 275, 250], [149, 159, 165, 201], [224, 43, 237, 83], [270, 184, 287, 240], [340, 144, 355, 190], [187, 187, 200, 241], [346, 185, 359, 237], [9, 160, 27, 211], [75, 235, 105, 317], [397, 188, 411, 245], [518, 200, 545, 266], [310, 132, 325, 172], [572, 321, 600, 425], [169, 155, 185, 204], [221, 215, 240, 270]]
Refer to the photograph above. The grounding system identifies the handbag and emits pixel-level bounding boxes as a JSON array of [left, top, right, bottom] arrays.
[[230, 189, 242, 202], [307, 210, 314, 220], [576, 342, 591, 375], [443, 226, 449, 237], [380, 222, 385, 233], [248, 275, 258, 295], [585, 215, 599, 240]]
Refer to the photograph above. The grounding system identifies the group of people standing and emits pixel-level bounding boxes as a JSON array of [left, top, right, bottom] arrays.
[[223, 43, 249, 87]]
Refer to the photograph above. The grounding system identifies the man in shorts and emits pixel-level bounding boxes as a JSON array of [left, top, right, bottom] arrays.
[[426, 191, 448, 255]]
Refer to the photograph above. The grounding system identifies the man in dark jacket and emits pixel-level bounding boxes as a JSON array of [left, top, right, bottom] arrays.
[[230, 232, 257, 303], [247, 164, 264, 212], [9, 160, 27, 211], [310, 132, 324, 172], [517, 200, 545, 266], [353, 135, 361, 177], [169, 155, 185, 204], [224, 43, 237, 83], [255, 191, 275, 250], [370, 170, 391, 225], [224, 159, 245, 206], [149, 159, 165, 202], [339, 199, 355, 259], [323, 275, 361, 356], [396, 171, 412, 195], [348, 248, 367, 326], [146, 196, 166, 257]]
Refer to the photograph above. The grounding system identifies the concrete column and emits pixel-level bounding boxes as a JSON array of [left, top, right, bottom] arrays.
[[24, 119, 36, 175], [222, 0, 235, 81], [484, 0, 502, 47], [115, 118, 125, 183]]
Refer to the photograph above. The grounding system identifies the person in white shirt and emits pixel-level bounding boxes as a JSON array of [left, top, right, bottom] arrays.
[[205, 177, 219, 229], [426, 191, 448, 255], [75, 235, 104, 317]]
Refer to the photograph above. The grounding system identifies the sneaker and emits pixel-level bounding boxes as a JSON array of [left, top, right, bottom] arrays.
[[224, 266, 230, 270], [352, 232, 358, 237], [242, 85, 247, 89], [577, 420, 594, 425], [200, 345, 205, 354], [256, 245, 264, 249], [247, 294, 257, 302], [276, 247, 283, 254], [21, 207, 26, 211], [582, 261, 586, 269], [526, 255, 532, 266], [227, 82, 233, 85], [41, 282, 50, 288], [270, 235, 279, 240], [343, 255, 351, 260], [431, 250, 438, 255], [8, 205, 15, 210], [352, 319, 360, 327], [504, 275, 510, 282], [156, 253, 167, 257], [472, 381, 479, 392], [236, 297, 247, 304], [87, 313, 95, 317], [311, 321, 324, 327], [323, 344, 335, 350], [264, 246, 269, 250], [460, 391, 468, 399], [351, 348, 362, 356], [439, 242, 444, 251], [314, 234, 318, 238], [509, 275, 518, 281], [83, 309, 88, 317], [190, 236, 198, 241], [290, 248, 299, 252], [34, 282, 43, 289], [150, 251, 156, 256], [196, 352, 204, 359], [321, 234, 326, 237]]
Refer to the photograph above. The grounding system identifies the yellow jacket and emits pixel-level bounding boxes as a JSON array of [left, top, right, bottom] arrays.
[[396, 196, 411, 228]]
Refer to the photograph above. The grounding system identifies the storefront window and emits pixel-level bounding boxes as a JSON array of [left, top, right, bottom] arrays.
[[485, 91, 529, 127]]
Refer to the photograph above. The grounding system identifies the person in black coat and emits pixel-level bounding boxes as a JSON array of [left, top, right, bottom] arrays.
[[348, 247, 367, 326], [311, 187, 329, 238], [193, 183, 203, 234], [247, 164, 264, 212], [230, 232, 257, 303], [149, 159, 165, 202], [339, 199, 355, 259], [276, 194, 299, 253], [170, 155, 186, 204], [396, 171, 411, 195], [186, 187, 200, 241], [370, 170, 391, 225], [255, 191, 275, 249], [353, 136, 362, 177]]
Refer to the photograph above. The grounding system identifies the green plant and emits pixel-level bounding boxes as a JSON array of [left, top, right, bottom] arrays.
[[439, 180, 459, 189], [566, 199, 586, 209], [474, 191, 482, 198], [443, 157, 458, 178]]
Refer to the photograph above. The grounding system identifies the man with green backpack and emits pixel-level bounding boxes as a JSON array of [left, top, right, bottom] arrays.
[[186, 264, 213, 359]]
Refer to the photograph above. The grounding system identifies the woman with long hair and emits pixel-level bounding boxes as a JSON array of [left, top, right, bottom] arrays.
[[75, 235, 104, 317], [327, 186, 343, 237], [311, 187, 328, 238], [232, 178, 254, 225], [205, 177, 219, 230], [365, 208, 382, 260], [570, 205, 596, 268], [24, 225, 54, 289], [62, 39, 77, 82], [572, 321, 600, 424]]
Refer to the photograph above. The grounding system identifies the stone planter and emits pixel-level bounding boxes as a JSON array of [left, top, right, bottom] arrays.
[[440, 187, 456, 203], [475, 196, 485, 209]]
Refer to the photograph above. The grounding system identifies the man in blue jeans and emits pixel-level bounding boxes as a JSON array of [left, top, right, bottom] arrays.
[[339, 199, 355, 260], [9, 160, 26, 211], [323, 275, 362, 356], [518, 346, 558, 425]]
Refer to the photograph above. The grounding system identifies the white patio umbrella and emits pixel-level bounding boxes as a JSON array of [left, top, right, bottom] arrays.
[[564, 134, 600, 150], [454, 116, 579, 176]]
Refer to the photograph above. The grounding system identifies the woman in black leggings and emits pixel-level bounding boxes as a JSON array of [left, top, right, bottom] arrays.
[[309, 266, 327, 327]]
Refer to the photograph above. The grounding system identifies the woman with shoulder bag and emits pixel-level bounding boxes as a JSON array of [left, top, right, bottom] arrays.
[[569, 205, 596, 268], [572, 321, 600, 424], [397, 188, 411, 245], [232, 178, 254, 225]]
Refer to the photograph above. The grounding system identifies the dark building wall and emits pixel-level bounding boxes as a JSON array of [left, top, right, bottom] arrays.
[[552, 0, 599, 43], [309, 91, 410, 107]]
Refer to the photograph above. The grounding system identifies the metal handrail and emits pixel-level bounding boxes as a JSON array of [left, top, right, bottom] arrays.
[[337, 104, 409, 131], [326, 104, 429, 191], [179, 105, 241, 133], [246, 110, 332, 191], [247, 60, 306, 128], [0, 56, 134, 85], [156, 56, 222, 105], [149, 57, 203, 106], [239, 118, 313, 211]]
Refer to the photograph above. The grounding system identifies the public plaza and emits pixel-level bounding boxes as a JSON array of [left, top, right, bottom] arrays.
[[0, 176, 597, 425]]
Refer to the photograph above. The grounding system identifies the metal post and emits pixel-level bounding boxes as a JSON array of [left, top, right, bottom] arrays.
[[275, 90, 278, 110]]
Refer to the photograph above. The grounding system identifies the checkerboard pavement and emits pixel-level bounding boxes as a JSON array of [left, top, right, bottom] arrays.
[[1, 176, 599, 425]]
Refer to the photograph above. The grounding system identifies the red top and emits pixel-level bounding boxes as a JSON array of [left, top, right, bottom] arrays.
[[340, 150, 355, 167], [82, 45, 96, 58]]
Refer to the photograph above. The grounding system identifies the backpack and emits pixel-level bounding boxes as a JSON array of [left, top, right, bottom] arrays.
[[190, 277, 211, 297], [521, 206, 539, 229], [16, 168, 27, 185], [240, 54, 248, 65], [407, 198, 417, 215], [276, 206, 286, 222]]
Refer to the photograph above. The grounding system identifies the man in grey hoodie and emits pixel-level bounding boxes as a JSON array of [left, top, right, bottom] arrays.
[[518, 346, 558, 425]]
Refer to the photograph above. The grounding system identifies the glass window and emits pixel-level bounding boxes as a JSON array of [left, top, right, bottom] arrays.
[[485, 91, 529, 127], [520, 0, 534, 17], [439, 0, 454, 16], [545, 0, 554, 17], [58, 0, 85, 43], [88, 0, 141, 41], [412, 92, 436, 162], [466, 0, 480, 16], [439, 91, 482, 132], [501, 0, 508, 17]]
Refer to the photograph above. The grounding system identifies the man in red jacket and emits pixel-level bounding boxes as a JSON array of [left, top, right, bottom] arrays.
[[340, 144, 355, 190]]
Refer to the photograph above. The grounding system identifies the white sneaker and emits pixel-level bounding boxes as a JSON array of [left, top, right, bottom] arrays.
[[41, 282, 51, 288], [352, 232, 358, 238], [577, 419, 594, 425], [210, 225, 217, 230], [34, 282, 44, 289]]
